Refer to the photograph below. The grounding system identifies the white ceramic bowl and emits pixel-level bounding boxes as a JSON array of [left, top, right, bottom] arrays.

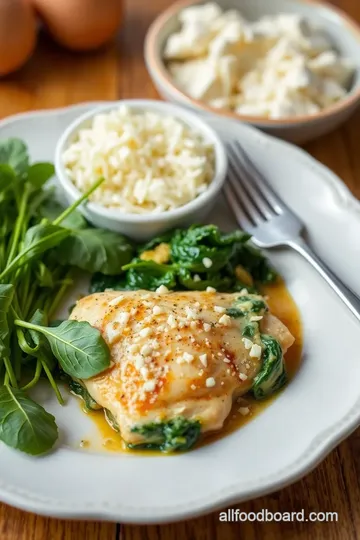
[[55, 99, 227, 240], [145, 0, 360, 144]]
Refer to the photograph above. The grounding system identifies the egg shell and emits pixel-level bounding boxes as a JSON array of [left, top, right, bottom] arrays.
[[34, 0, 123, 51], [0, 0, 37, 76]]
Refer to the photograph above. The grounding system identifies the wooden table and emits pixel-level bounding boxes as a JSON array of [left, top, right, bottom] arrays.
[[1, 0, 360, 538]]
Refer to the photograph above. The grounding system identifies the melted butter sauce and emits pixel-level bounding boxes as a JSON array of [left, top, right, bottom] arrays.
[[82, 280, 303, 454]]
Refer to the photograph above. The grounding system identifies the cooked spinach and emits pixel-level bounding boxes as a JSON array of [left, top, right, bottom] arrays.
[[104, 409, 120, 432], [252, 336, 287, 399], [69, 380, 101, 412], [227, 294, 287, 400], [90, 224, 277, 295], [129, 416, 201, 452], [122, 260, 177, 290]]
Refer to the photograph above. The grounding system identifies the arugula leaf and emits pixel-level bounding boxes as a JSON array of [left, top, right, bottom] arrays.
[[27, 163, 55, 189], [39, 199, 87, 230], [0, 284, 14, 357], [123, 260, 177, 290], [0, 139, 29, 176], [0, 385, 58, 455], [57, 229, 134, 275], [15, 319, 111, 379]]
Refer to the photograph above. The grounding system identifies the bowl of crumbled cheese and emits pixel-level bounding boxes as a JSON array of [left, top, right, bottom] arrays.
[[55, 100, 227, 240], [145, 0, 360, 143]]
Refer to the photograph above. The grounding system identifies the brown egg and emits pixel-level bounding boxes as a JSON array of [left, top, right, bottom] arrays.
[[0, 0, 37, 76], [34, 0, 123, 51]]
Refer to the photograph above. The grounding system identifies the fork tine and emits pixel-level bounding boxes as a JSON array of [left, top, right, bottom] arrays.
[[223, 181, 252, 231], [227, 141, 284, 215], [227, 158, 264, 226]]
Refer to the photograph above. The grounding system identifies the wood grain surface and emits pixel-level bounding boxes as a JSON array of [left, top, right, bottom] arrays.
[[0, 0, 360, 538]]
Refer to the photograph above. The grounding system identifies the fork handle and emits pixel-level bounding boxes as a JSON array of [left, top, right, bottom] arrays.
[[287, 238, 360, 322]]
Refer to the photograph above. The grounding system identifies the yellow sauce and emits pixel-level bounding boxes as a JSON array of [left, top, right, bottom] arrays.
[[82, 279, 302, 453]]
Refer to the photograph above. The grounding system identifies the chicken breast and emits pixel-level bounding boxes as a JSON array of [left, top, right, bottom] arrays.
[[70, 289, 294, 446]]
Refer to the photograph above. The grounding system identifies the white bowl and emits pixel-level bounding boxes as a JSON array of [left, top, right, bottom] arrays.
[[55, 99, 227, 240], [145, 0, 360, 144]]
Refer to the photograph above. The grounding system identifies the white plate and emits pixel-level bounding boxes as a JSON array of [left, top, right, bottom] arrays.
[[0, 102, 360, 524]]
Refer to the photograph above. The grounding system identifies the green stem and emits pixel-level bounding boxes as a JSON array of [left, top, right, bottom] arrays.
[[21, 359, 42, 391], [48, 273, 74, 319], [3, 356, 18, 388], [53, 177, 105, 226], [4, 371, 9, 386], [41, 358, 64, 405], [6, 185, 29, 265], [0, 229, 67, 281]]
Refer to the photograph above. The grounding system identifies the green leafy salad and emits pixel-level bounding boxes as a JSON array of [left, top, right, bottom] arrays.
[[0, 138, 282, 456]]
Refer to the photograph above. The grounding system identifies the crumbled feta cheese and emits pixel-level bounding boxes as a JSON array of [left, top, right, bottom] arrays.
[[135, 355, 145, 370], [239, 406, 250, 416], [242, 338, 253, 350], [143, 380, 156, 392], [141, 344, 153, 356], [183, 352, 194, 363], [202, 257, 213, 268], [139, 327, 151, 338], [166, 5, 355, 119], [239, 372, 248, 381], [206, 286, 216, 292], [167, 314, 177, 328], [206, 377, 216, 387], [199, 353, 208, 367], [117, 312, 130, 326], [214, 305, 226, 313], [156, 285, 169, 294], [152, 305, 164, 315], [218, 314, 231, 326], [191, 384, 197, 390], [249, 343, 262, 359], [250, 315, 263, 322], [193, 274, 201, 282], [62, 106, 214, 213], [203, 322, 212, 332]]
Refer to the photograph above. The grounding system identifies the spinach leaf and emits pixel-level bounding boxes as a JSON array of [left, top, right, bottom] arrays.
[[39, 199, 87, 230], [0, 139, 29, 176], [0, 385, 58, 455], [122, 260, 177, 291], [27, 163, 55, 189], [0, 284, 14, 357], [104, 409, 120, 432], [0, 164, 16, 192], [15, 319, 110, 379], [57, 229, 134, 275], [138, 230, 174, 253], [171, 225, 249, 272], [69, 380, 101, 411], [232, 244, 277, 284], [252, 335, 287, 400], [89, 273, 127, 293], [129, 416, 201, 452], [0, 224, 70, 279], [177, 267, 233, 291]]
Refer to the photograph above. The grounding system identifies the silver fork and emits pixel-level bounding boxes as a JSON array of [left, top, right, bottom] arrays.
[[224, 141, 360, 322]]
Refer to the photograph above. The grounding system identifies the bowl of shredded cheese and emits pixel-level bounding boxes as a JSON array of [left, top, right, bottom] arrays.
[[145, 0, 360, 143], [55, 100, 227, 240]]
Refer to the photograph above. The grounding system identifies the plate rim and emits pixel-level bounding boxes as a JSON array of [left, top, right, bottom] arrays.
[[0, 102, 359, 524]]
